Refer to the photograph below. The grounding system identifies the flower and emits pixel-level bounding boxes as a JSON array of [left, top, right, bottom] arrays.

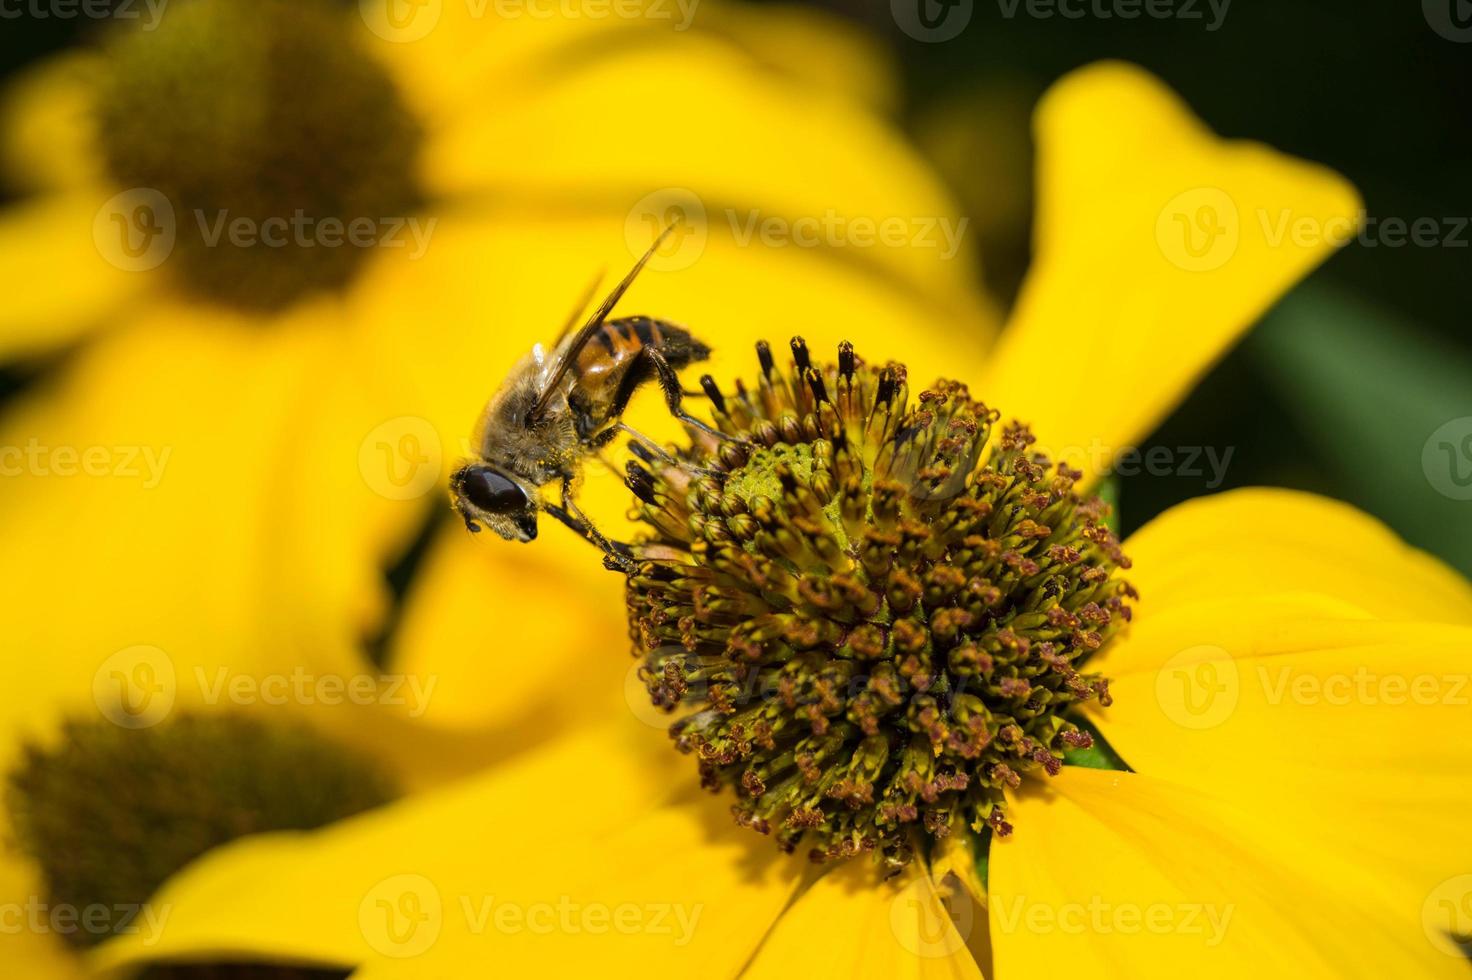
[[83, 63, 1466, 980], [0, 1, 991, 973]]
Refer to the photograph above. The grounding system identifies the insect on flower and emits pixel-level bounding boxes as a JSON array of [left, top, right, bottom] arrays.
[[450, 224, 723, 569]]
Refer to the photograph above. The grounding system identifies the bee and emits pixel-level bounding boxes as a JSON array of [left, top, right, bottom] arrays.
[[450, 225, 720, 570]]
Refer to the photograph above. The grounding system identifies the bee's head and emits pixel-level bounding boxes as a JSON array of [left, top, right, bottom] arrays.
[[449, 463, 538, 542]]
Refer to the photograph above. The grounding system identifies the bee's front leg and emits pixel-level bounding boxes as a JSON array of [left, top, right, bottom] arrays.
[[546, 477, 634, 573], [645, 347, 733, 443]]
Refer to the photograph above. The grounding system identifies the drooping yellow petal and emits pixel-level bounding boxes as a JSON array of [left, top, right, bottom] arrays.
[[981, 62, 1361, 483], [0, 191, 149, 358], [92, 723, 801, 977], [1119, 488, 1472, 624], [0, 53, 103, 194], [991, 766, 1470, 979], [743, 858, 984, 980]]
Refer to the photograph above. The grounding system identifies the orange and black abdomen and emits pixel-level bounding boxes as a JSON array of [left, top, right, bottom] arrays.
[[571, 317, 712, 434]]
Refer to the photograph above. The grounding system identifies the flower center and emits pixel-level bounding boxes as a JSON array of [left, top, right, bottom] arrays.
[[94, 0, 423, 311], [5, 714, 396, 950], [625, 340, 1135, 873]]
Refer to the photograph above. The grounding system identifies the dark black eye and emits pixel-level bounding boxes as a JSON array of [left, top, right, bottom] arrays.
[[457, 466, 528, 515]]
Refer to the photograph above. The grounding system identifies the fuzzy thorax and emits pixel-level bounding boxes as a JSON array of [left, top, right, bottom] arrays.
[[624, 340, 1134, 873]]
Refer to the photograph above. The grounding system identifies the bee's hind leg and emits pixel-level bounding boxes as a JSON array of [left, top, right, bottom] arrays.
[[646, 347, 733, 443], [547, 478, 634, 573]]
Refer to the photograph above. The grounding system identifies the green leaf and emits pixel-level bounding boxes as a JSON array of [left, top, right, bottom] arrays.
[[1061, 715, 1132, 772], [1251, 282, 1472, 576]]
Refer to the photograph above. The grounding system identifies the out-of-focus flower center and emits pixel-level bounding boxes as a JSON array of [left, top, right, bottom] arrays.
[[625, 340, 1135, 873], [5, 714, 396, 950], [94, 0, 423, 311]]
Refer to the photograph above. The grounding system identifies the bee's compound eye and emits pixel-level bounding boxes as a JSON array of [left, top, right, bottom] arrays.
[[459, 466, 530, 516]]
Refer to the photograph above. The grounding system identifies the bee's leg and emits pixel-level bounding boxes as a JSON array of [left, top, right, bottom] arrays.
[[548, 479, 634, 573], [645, 347, 733, 442], [613, 423, 681, 468]]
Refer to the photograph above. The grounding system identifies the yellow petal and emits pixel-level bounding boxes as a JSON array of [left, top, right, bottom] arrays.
[[0, 854, 88, 979], [418, 35, 987, 319], [0, 302, 376, 775], [744, 858, 984, 980], [0, 191, 149, 358], [1120, 488, 1472, 624], [92, 723, 801, 976], [0, 53, 103, 193], [991, 766, 1470, 978], [693, 3, 901, 114], [981, 62, 1361, 483], [1089, 594, 1472, 885]]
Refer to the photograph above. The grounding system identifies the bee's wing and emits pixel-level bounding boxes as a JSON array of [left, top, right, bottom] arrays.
[[551, 270, 605, 348], [530, 221, 679, 420]]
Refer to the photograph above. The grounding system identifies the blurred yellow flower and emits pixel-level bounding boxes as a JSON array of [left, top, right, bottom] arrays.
[[0, 0, 992, 973], [83, 63, 1472, 980]]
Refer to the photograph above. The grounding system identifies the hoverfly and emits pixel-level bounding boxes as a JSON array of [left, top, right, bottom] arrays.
[[450, 225, 720, 570]]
